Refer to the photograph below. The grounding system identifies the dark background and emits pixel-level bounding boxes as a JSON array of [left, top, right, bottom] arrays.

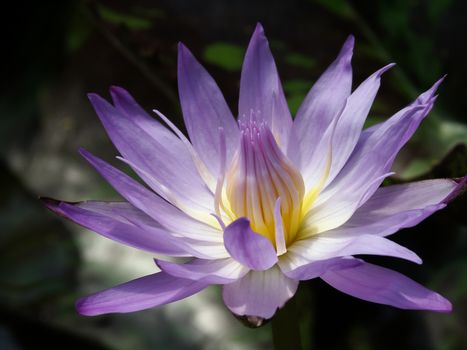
[[1, 0, 467, 349]]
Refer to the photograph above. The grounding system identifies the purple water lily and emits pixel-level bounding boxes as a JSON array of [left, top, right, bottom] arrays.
[[44, 23, 465, 320]]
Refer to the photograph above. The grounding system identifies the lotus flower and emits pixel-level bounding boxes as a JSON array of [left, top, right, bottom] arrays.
[[44, 23, 465, 321]]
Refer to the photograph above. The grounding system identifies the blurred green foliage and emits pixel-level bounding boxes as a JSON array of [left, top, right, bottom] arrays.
[[203, 42, 245, 71], [97, 5, 153, 30], [285, 53, 316, 69], [283, 80, 313, 114]]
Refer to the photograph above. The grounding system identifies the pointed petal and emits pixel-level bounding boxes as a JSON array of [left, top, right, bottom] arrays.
[[42, 198, 190, 257], [222, 265, 298, 319], [154, 109, 217, 192], [356, 179, 456, 218], [76, 272, 209, 316], [88, 93, 214, 213], [411, 75, 446, 105], [116, 155, 220, 228], [321, 259, 452, 312], [239, 23, 292, 149], [110, 86, 191, 160], [306, 82, 441, 236], [326, 179, 457, 238], [288, 35, 354, 185], [362, 76, 445, 136], [326, 64, 395, 184], [178, 43, 239, 176], [444, 175, 467, 203], [156, 258, 249, 284], [79, 149, 226, 245], [72, 200, 164, 227], [224, 218, 278, 271], [110, 86, 217, 191], [45, 198, 226, 259], [281, 234, 421, 277], [324, 205, 445, 239], [279, 257, 361, 280]]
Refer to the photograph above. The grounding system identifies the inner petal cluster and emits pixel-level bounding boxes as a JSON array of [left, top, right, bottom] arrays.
[[226, 114, 305, 247]]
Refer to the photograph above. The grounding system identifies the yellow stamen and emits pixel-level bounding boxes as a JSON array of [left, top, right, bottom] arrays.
[[225, 118, 306, 249]]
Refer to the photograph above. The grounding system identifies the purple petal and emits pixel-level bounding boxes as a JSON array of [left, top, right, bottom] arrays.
[[79, 149, 225, 245], [45, 199, 226, 259], [112, 87, 217, 192], [363, 179, 457, 214], [321, 259, 452, 312], [279, 257, 361, 280], [76, 272, 209, 316], [326, 64, 395, 184], [362, 75, 446, 136], [88, 93, 214, 213], [288, 35, 353, 186], [326, 179, 457, 238], [444, 175, 467, 203], [224, 218, 278, 271], [356, 77, 442, 155], [178, 43, 239, 176], [96, 204, 229, 259], [281, 234, 422, 275], [308, 82, 441, 235], [110, 86, 191, 160], [222, 266, 299, 319], [411, 75, 446, 105], [42, 198, 190, 257], [156, 258, 249, 284], [153, 109, 217, 191], [239, 23, 292, 149], [76, 200, 164, 228], [325, 205, 445, 239]]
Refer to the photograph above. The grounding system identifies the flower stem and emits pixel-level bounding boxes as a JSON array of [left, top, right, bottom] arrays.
[[271, 297, 303, 350]]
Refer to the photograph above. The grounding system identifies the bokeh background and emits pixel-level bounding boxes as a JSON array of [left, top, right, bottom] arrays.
[[2, 0, 467, 349]]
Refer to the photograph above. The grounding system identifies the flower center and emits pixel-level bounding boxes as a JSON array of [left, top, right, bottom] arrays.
[[225, 114, 305, 248]]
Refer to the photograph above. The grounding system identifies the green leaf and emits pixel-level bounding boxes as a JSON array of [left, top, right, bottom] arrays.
[[203, 42, 245, 71], [287, 95, 306, 116], [285, 53, 316, 69], [363, 115, 386, 129], [413, 144, 467, 180], [67, 9, 92, 52], [132, 6, 166, 19], [399, 118, 467, 179], [399, 159, 436, 180], [97, 5, 153, 30], [311, 0, 355, 19], [283, 80, 312, 95], [283, 80, 313, 115], [427, 0, 455, 24]]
